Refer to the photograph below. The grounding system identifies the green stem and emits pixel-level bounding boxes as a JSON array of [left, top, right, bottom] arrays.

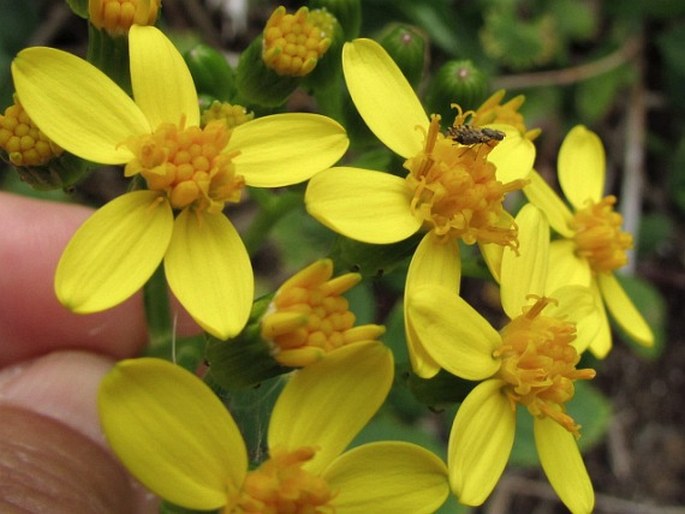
[[142, 264, 173, 357], [242, 189, 303, 255], [86, 23, 132, 95]]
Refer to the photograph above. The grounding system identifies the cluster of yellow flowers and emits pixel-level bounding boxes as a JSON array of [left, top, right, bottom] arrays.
[[3, 3, 655, 514]]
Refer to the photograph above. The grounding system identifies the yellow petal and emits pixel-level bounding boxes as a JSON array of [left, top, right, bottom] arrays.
[[229, 113, 349, 187], [98, 358, 247, 510], [546, 285, 600, 354], [342, 38, 427, 158], [268, 341, 393, 475], [164, 210, 253, 340], [588, 281, 613, 358], [597, 272, 654, 347], [523, 169, 574, 237], [558, 125, 605, 209], [488, 124, 536, 183], [449, 379, 515, 506], [305, 167, 422, 244], [534, 417, 594, 514], [500, 204, 549, 319], [407, 285, 500, 380], [404, 233, 461, 378], [129, 25, 199, 129], [479, 242, 504, 283], [545, 240, 592, 292], [12, 47, 147, 163], [55, 191, 172, 312], [324, 442, 449, 514]]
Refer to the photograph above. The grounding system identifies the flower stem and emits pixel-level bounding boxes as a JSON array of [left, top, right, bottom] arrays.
[[142, 264, 173, 356]]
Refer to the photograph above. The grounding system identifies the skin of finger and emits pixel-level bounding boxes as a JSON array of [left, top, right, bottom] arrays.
[[0, 192, 201, 366], [0, 192, 147, 365], [0, 351, 158, 513], [0, 405, 138, 514]]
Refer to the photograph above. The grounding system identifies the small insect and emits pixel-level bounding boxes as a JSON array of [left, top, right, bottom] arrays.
[[447, 125, 506, 146]]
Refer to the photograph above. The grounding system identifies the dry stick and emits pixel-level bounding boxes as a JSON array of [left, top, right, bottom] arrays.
[[487, 474, 685, 514], [491, 37, 641, 90], [619, 34, 645, 275]]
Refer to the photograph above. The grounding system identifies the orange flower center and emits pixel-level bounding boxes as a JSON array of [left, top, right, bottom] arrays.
[[262, 6, 332, 77], [404, 115, 526, 247], [89, 0, 160, 34], [261, 259, 385, 367], [229, 446, 336, 514], [0, 98, 63, 166], [124, 120, 245, 214], [571, 195, 633, 274], [495, 296, 596, 437]]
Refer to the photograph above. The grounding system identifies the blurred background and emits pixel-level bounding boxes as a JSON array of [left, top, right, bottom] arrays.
[[1, 1, 684, 512]]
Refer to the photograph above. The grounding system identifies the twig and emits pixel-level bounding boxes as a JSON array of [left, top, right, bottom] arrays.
[[491, 37, 641, 90]]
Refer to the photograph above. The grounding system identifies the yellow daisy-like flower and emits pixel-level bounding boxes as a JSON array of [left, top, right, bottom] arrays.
[[524, 125, 654, 357], [305, 38, 535, 378], [89, 0, 160, 35], [261, 259, 385, 367], [11, 25, 348, 340], [98, 345, 449, 513], [407, 204, 598, 514], [471, 89, 541, 141]]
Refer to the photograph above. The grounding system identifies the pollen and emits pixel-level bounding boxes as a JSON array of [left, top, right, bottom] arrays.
[[0, 97, 63, 167], [495, 296, 596, 437], [233, 446, 336, 514], [262, 6, 331, 77], [124, 120, 245, 214], [404, 114, 527, 248], [571, 195, 633, 275], [201, 101, 254, 129], [260, 259, 385, 367], [89, 0, 160, 35]]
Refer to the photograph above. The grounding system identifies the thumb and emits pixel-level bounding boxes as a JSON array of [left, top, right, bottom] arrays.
[[0, 351, 157, 513]]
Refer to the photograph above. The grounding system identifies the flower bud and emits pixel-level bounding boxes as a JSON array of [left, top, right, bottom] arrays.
[[89, 0, 160, 36], [376, 23, 427, 88], [184, 44, 236, 102], [308, 0, 361, 40], [426, 59, 489, 122]]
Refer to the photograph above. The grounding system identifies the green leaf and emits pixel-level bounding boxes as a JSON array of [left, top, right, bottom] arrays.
[[575, 64, 634, 124]]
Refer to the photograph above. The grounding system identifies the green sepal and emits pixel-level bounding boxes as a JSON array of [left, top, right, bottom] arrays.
[[308, 0, 361, 40], [206, 294, 290, 390], [2, 151, 91, 192], [327, 233, 423, 278], [402, 366, 476, 409], [376, 23, 427, 88], [86, 23, 132, 95], [183, 44, 236, 102], [235, 37, 299, 108], [65, 0, 88, 18], [426, 59, 490, 122]]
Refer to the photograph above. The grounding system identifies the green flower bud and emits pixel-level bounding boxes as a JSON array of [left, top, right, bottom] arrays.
[[206, 294, 290, 390], [426, 59, 489, 122], [3, 153, 90, 191], [308, 0, 361, 40], [235, 37, 299, 108], [377, 23, 427, 88], [184, 44, 236, 102]]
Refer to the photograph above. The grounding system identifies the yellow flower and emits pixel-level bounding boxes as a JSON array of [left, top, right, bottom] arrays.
[[11, 25, 348, 340], [407, 204, 598, 514], [261, 259, 385, 367], [524, 125, 654, 357], [89, 0, 160, 35], [0, 95, 63, 166], [305, 38, 535, 378], [262, 6, 332, 77], [471, 89, 542, 141], [98, 346, 449, 513]]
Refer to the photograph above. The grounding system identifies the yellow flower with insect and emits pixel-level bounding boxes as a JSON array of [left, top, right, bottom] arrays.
[[304, 38, 535, 378], [524, 125, 654, 357], [98, 346, 449, 513], [407, 204, 599, 514], [11, 25, 348, 340]]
